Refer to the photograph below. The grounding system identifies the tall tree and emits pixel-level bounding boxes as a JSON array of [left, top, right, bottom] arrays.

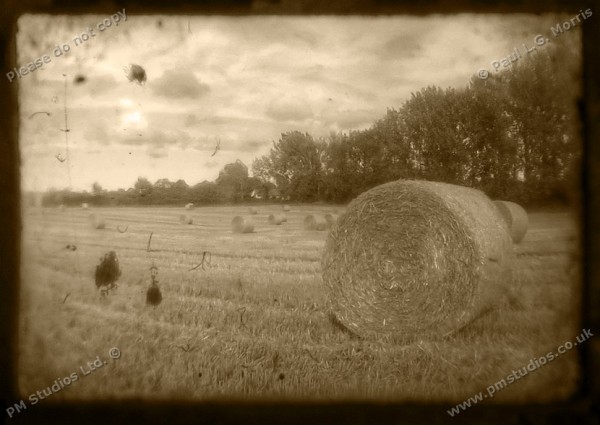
[[216, 160, 250, 202], [266, 131, 325, 201]]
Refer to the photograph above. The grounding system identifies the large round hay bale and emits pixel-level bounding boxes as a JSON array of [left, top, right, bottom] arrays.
[[304, 215, 328, 231], [81, 203, 89, 209], [88, 213, 105, 229], [179, 214, 193, 225], [282, 205, 291, 212], [231, 216, 255, 233], [268, 214, 284, 225], [493, 200, 528, 244], [249, 207, 258, 215], [322, 180, 515, 342], [185, 203, 195, 210]]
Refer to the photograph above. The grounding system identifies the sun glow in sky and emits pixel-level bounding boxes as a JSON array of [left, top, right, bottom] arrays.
[[17, 14, 570, 192]]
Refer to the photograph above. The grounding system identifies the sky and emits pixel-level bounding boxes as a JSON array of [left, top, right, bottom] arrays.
[[16, 13, 575, 192]]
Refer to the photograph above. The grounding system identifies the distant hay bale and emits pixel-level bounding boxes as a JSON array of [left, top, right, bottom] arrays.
[[88, 213, 105, 229], [494, 200, 529, 244], [185, 203, 194, 210], [268, 214, 284, 225], [81, 203, 89, 209], [322, 180, 515, 342], [280, 214, 288, 222], [179, 214, 193, 225], [304, 214, 328, 231], [283, 205, 291, 212], [231, 216, 255, 233], [324, 214, 337, 226], [249, 207, 258, 214]]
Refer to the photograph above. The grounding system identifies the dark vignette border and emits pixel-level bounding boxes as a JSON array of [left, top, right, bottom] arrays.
[[0, 0, 598, 424]]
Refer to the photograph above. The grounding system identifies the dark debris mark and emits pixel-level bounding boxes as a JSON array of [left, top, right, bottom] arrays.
[[197, 372, 202, 378], [126, 64, 147, 85], [55, 153, 66, 163], [51, 96, 59, 103], [65, 244, 77, 251], [117, 225, 128, 233], [278, 373, 285, 380], [62, 292, 70, 304], [28, 111, 51, 119], [157, 19, 163, 28], [238, 307, 248, 328], [211, 137, 221, 157], [176, 343, 195, 353], [305, 350, 319, 363], [73, 74, 86, 84], [146, 231, 154, 252], [146, 264, 162, 306], [189, 251, 212, 271], [95, 251, 122, 297], [146, 283, 162, 306]]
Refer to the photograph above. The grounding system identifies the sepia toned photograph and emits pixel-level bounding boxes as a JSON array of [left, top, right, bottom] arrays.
[[14, 10, 585, 415]]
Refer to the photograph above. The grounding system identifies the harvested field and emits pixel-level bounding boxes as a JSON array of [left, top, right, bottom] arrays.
[[19, 205, 581, 403]]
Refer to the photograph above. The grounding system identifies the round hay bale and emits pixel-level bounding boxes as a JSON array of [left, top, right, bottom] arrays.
[[88, 213, 105, 229], [493, 200, 529, 244], [304, 215, 328, 231], [249, 207, 258, 215], [179, 214, 193, 225], [268, 214, 284, 225], [283, 205, 291, 212], [322, 180, 515, 342], [324, 213, 337, 226], [81, 203, 89, 209], [231, 216, 255, 233], [185, 203, 195, 210], [281, 214, 288, 223]]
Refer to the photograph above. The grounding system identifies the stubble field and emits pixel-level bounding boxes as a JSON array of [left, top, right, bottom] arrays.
[[18, 204, 582, 404]]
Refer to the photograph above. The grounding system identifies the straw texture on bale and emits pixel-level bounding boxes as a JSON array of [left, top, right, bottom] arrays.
[[249, 207, 258, 214], [185, 203, 194, 210], [88, 213, 105, 229], [231, 216, 255, 233], [304, 215, 328, 231], [494, 200, 529, 244], [282, 205, 291, 212], [268, 214, 284, 225], [179, 214, 193, 225], [322, 180, 515, 341]]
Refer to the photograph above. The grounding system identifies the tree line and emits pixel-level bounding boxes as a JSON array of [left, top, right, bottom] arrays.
[[42, 35, 580, 208], [252, 38, 581, 206]]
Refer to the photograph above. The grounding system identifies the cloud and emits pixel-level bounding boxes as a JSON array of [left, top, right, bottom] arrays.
[[265, 96, 313, 122], [203, 160, 220, 168], [147, 145, 168, 158], [152, 69, 211, 99], [327, 109, 382, 131]]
